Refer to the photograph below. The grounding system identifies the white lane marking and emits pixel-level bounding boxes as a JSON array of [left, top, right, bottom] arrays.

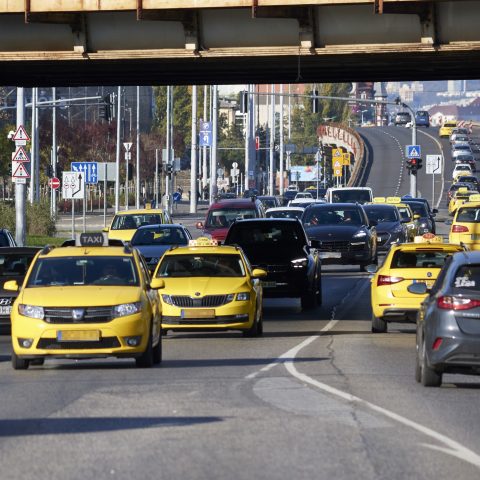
[[284, 358, 480, 469], [380, 130, 405, 196]]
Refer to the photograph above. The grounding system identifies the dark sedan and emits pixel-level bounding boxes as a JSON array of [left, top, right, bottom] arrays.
[[130, 224, 192, 273], [402, 200, 436, 234], [0, 247, 41, 331], [411, 251, 480, 387], [224, 218, 322, 309], [301, 203, 377, 271], [363, 204, 408, 252]]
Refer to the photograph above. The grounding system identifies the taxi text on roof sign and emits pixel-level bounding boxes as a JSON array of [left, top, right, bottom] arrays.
[[386, 197, 401, 204], [413, 233, 443, 244], [188, 237, 218, 247], [373, 197, 386, 203], [76, 232, 109, 247], [469, 194, 480, 202]]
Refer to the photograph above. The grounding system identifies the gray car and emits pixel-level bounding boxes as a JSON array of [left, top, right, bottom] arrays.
[[410, 251, 480, 387]]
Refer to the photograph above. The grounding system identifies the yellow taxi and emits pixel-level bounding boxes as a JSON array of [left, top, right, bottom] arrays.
[[5, 233, 162, 369], [104, 208, 172, 242], [150, 237, 266, 336], [369, 234, 464, 333], [448, 188, 478, 216], [439, 120, 457, 138], [373, 197, 418, 241], [449, 195, 480, 250]]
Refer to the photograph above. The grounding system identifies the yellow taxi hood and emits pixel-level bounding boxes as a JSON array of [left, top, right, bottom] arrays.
[[18, 286, 143, 307], [107, 230, 136, 242], [162, 277, 249, 295]]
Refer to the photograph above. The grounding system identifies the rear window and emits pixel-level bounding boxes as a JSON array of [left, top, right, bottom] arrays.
[[457, 207, 480, 223], [330, 189, 372, 203], [157, 254, 245, 278], [266, 210, 304, 219], [206, 208, 257, 228], [363, 206, 399, 223], [452, 265, 480, 290], [444, 122, 457, 127], [391, 250, 453, 269], [303, 207, 363, 226], [228, 223, 305, 246], [111, 213, 163, 230]]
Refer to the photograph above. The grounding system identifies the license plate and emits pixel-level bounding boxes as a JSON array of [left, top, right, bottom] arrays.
[[319, 252, 342, 259], [413, 279, 434, 288], [262, 281, 277, 288], [0, 306, 12, 315], [57, 330, 101, 342], [181, 309, 215, 319]]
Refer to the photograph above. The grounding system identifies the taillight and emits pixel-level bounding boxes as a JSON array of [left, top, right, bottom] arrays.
[[451, 225, 469, 233], [437, 296, 480, 310], [432, 338, 443, 351], [377, 275, 404, 286]]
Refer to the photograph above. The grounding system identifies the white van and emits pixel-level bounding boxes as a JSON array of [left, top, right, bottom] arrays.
[[326, 187, 373, 204]]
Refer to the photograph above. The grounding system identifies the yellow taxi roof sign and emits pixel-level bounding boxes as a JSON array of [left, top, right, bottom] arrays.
[[189, 237, 218, 247], [373, 197, 386, 203], [469, 194, 480, 202], [386, 196, 401, 204], [458, 187, 468, 193], [414, 233, 443, 244]]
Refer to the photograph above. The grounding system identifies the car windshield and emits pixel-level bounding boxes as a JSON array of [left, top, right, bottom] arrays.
[[330, 190, 371, 203], [0, 252, 37, 277], [456, 155, 474, 161], [266, 209, 303, 219], [458, 176, 478, 184], [157, 254, 245, 277], [391, 250, 452, 269], [454, 145, 471, 151], [457, 207, 480, 223], [404, 202, 428, 216], [205, 208, 256, 228], [456, 165, 471, 171], [228, 223, 304, 246], [259, 198, 277, 208], [416, 111, 428, 117], [397, 207, 412, 221], [364, 206, 398, 223], [26, 256, 139, 287], [131, 227, 188, 246], [452, 265, 480, 290], [303, 207, 362, 226], [111, 213, 163, 230]]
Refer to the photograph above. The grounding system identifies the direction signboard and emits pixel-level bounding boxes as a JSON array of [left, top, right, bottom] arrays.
[[71, 162, 98, 184], [426, 154, 442, 174], [62, 171, 85, 199], [199, 120, 212, 147], [406, 145, 421, 158]]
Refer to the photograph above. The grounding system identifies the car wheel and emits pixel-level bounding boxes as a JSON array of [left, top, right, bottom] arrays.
[[420, 340, 442, 387], [371, 314, 387, 333], [243, 308, 261, 337], [136, 325, 154, 368], [12, 351, 29, 370], [301, 290, 317, 310], [152, 330, 162, 365]]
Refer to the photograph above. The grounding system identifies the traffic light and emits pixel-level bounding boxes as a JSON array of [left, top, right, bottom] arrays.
[[410, 158, 419, 175], [128, 163, 133, 181], [312, 89, 319, 113], [416, 157, 423, 170], [166, 164, 173, 175], [239, 91, 248, 114], [406, 158, 412, 171], [100, 94, 112, 122], [45, 164, 53, 177]]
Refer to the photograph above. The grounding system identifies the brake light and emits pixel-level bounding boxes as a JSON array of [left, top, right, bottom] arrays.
[[432, 338, 443, 351], [437, 296, 480, 310], [451, 225, 469, 233], [377, 275, 404, 286]]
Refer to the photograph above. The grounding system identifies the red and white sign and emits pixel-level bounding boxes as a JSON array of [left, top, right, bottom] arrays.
[[12, 125, 30, 145], [12, 146, 30, 163], [255, 136, 260, 151], [49, 177, 60, 190], [12, 161, 30, 179]]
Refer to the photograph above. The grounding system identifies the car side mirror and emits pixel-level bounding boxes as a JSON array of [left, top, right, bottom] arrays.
[[102, 227, 109, 232], [196, 221, 204, 229], [3, 280, 19, 292], [252, 268, 267, 279], [150, 278, 165, 290], [413, 214, 421, 220], [407, 282, 428, 295], [365, 264, 378, 274]]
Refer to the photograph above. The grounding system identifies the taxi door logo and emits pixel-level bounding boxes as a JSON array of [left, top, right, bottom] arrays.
[[72, 308, 85, 322]]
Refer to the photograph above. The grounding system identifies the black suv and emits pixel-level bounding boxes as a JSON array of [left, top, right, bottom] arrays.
[[224, 218, 322, 310], [301, 203, 377, 271]]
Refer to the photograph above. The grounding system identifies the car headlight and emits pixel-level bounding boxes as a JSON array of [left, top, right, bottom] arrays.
[[419, 221, 428, 228], [353, 230, 367, 239], [113, 302, 142, 317], [291, 257, 308, 268], [18, 304, 44, 320], [161, 294, 174, 305], [236, 292, 250, 301]]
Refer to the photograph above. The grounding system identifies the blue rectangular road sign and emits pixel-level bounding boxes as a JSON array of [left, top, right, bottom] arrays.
[[71, 162, 98, 184], [406, 145, 421, 158], [199, 120, 212, 147]]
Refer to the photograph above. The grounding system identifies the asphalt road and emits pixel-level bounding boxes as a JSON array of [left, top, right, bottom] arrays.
[[1, 127, 480, 480]]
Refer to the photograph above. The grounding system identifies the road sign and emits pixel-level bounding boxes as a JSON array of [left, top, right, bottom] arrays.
[[71, 162, 98, 184], [12, 161, 30, 179], [426, 154, 442, 174], [199, 120, 212, 147], [123, 142, 133, 152], [333, 166, 342, 177], [97, 163, 116, 182], [12, 146, 30, 163], [343, 153, 351, 165], [49, 177, 61, 189], [125, 151, 131, 160], [232, 162, 238, 168], [12, 125, 30, 145], [406, 145, 421, 158], [62, 171, 85, 199]]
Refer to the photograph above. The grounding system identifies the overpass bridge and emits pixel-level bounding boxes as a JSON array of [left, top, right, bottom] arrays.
[[0, 1, 480, 86]]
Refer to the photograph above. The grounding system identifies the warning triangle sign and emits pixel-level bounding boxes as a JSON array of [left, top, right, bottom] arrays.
[[13, 162, 30, 178], [12, 125, 30, 142], [12, 146, 30, 162]]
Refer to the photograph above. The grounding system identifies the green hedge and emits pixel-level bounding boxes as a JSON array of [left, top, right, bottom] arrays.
[[0, 201, 56, 236]]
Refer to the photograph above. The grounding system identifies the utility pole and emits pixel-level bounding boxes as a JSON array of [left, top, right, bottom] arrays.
[[202, 85, 208, 192], [279, 84, 284, 195], [136, 86, 140, 209], [29, 87, 36, 204], [115, 86, 121, 213], [269, 84, 275, 196], [190, 85, 198, 213], [15, 87, 26, 246], [209, 85, 218, 204], [51, 87, 57, 217]]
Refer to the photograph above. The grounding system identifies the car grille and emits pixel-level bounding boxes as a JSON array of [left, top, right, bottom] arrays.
[[43, 306, 113, 324], [36, 337, 120, 350], [170, 295, 229, 308], [316, 240, 365, 252]]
